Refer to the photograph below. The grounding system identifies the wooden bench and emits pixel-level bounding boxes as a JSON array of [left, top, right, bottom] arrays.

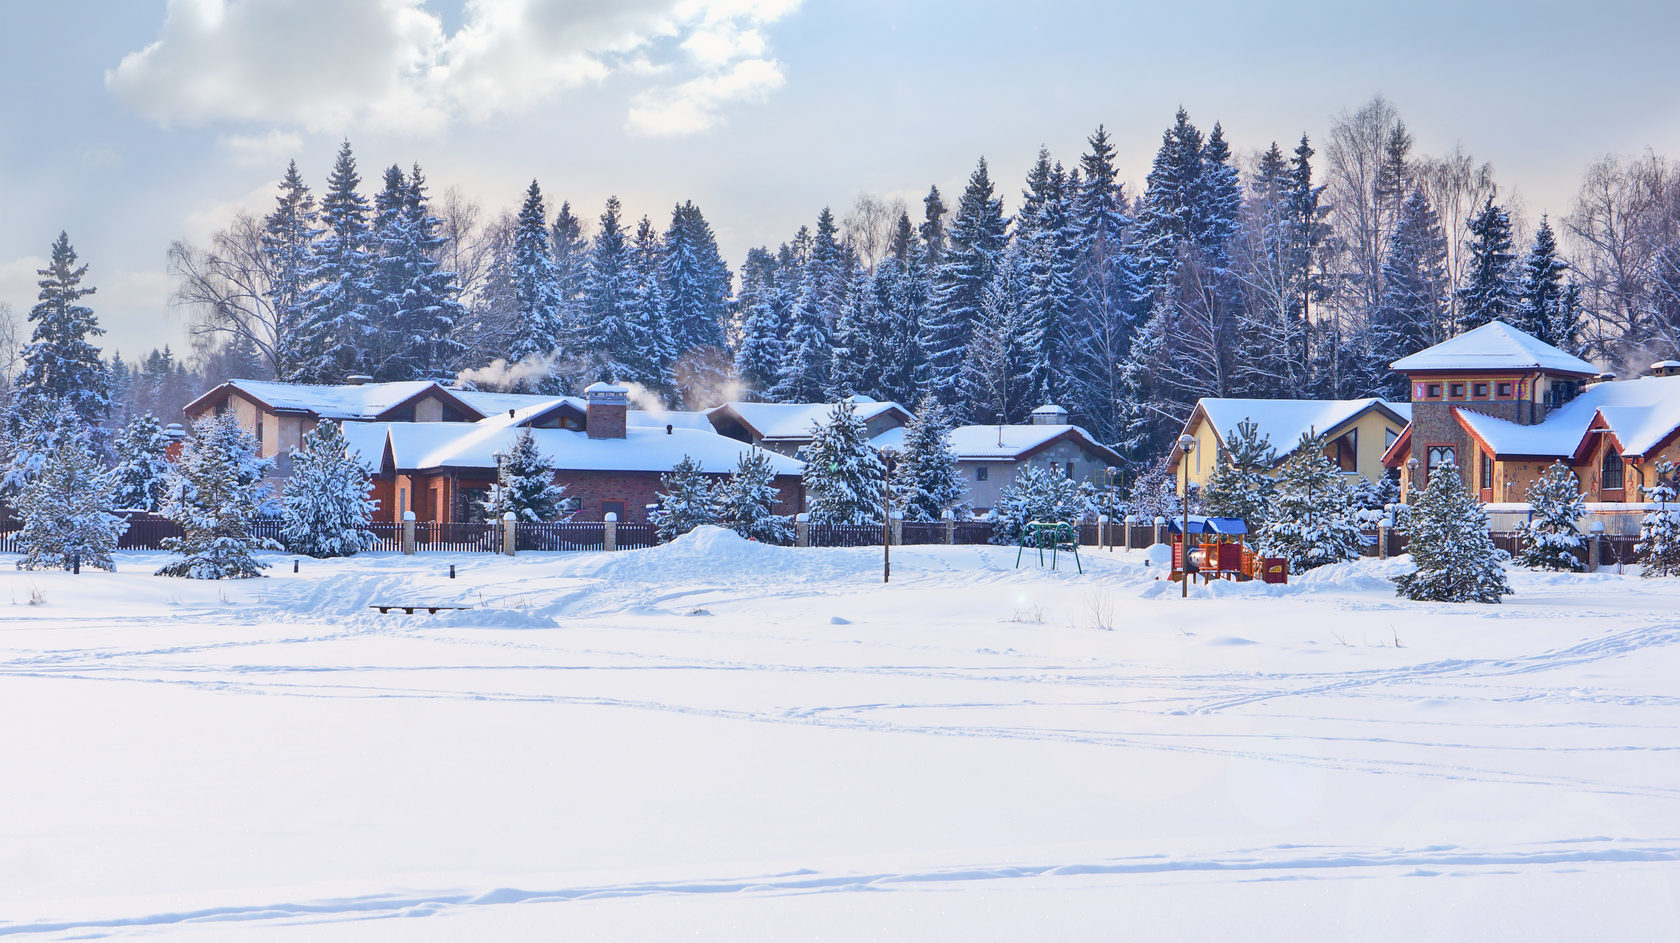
[[370, 604, 473, 615]]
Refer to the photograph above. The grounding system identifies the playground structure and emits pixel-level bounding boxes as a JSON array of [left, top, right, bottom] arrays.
[[1165, 516, 1287, 585], [1015, 521, 1082, 573]]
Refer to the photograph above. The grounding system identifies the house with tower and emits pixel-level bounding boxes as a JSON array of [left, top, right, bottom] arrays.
[[1382, 321, 1680, 504]]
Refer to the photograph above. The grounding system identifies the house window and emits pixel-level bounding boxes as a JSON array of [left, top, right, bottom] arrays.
[[1473, 382, 1489, 398], [1480, 452, 1493, 490], [1385, 428, 1399, 450], [1602, 448, 1624, 491], [1496, 382, 1512, 398], [976, 467, 989, 482], [1066, 461, 1075, 479], [1426, 383, 1442, 398], [1449, 382, 1466, 399], [1426, 446, 1456, 475], [602, 500, 626, 520]]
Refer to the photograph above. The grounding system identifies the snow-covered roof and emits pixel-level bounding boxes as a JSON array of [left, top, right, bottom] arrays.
[[207, 379, 464, 420], [709, 397, 909, 441], [338, 421, 392, 473], [1390, 321, 1599, 375], [1455, 374, 1680, 458], [1652, 360, 1680, 370], [1030, 403, 1068, 416], [452, 389, 579, 417], [946, 424, 1119, 462], [384, 423, 806, 475], [1194, 398, 1409, 455], [870, 426, 907, 452]]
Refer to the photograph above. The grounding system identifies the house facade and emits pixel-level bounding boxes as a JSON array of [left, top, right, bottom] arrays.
[[707, 397, 911, 457], [1382, 321, 1680, 504], [943, 407, 1124, 512], [1172, 397, 1411, 494]]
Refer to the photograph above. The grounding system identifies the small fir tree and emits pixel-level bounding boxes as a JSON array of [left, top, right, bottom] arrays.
[[991, 463, 1090, 545], [109, 413, 174, 511], [894, 395, 968, 522], [716, 449, 793, 544], [157, 413, 276, 580], [1394, 460, 1512, 602], [15, 407, 124, 572], [799, 399, 888, 525], [281, 419, 377, 557], [650, 454, 718, 541], [1199, 420, 1276, 528], [1636, 461, 1680, 578], [483, 429, 574, 523], [1258, 434, 1364, 572], [1518, 461, 1588, 572]]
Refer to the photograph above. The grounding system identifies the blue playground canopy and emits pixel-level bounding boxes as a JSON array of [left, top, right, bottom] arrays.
[[1164, 515, 1248, 536]]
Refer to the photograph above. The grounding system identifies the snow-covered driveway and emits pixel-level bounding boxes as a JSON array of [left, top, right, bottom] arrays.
[[2, 530, 1676, 940]]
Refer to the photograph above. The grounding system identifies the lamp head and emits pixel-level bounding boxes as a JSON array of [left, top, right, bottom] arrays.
[[1177, 433, 1196, 453]]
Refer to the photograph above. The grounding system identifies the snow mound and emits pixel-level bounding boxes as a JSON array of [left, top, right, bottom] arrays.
[[553, 526, 853, 584], [429, 607, 558, 629]]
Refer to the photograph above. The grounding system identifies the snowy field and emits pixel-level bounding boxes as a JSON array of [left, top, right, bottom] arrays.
[[1, 529, 1677, 941]]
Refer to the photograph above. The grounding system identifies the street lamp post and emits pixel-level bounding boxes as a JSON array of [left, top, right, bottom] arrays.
[[1178, 433, 1196, 599]]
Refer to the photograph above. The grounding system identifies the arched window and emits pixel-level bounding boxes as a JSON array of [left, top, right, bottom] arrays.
[[1602, 447, 1624, 491]]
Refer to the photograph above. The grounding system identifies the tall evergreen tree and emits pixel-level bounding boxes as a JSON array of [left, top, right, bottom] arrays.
[[733, 246, 787, 397], [15, 232, 108, 425], [715, 449, 792, 543], [799, 399, 887, 525], [1517, 461, 1587, 572], [1199, 419, 1276, 527], [1395, 460, 1512, 603], [14, 406, 123, 572], [1363, 188, 1449, 397], [1516, 216, 1569, 348], [506, 181, 564, 387], [1068, 126, 1147, 444], [650, 454, 718, 541], [620, 215, 674, 390], [774, 208, 844, 401], [962, 269, 1040, 423], [579, 196, 637, 386], [294, 140, 374, 382], [1456, 194, 1520, 333], [923, 160, 1009, 408], [551, 199, 589, 329], [660, 201, 733, 404], [109, 413, 174, 511], [281, 419, 377, 558], [261, 161, 320, 380], [1258, 434, 1364, 571], [893, 394, 968, 522], [157, 413, 276, 580], [483, 429, 573, 523]]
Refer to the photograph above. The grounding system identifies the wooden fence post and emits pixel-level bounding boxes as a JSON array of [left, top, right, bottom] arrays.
[[401, 511, 416, 556], [604, 512, 618, 552], [795, 513, 810, 547], [503, 512, 517, 557]]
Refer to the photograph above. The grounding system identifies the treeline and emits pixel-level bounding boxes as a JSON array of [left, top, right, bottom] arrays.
[[140, 96, 1680, 467]]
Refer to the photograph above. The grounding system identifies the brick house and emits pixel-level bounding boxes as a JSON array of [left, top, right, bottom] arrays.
[[1382, 321, 1680, 503], [373, 384, 805, 524]]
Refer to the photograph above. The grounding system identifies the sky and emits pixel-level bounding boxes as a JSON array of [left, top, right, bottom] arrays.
[[3, 0, 1679, 361]]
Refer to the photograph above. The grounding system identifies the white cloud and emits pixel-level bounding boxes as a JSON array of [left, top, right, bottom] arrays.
[[182, 179, 283, 243], [81, 145, 124, 168], [107, 0, 802, 138], [0, 256, 48, 314], [626, 57, 784, 137], [218, 130, 305, 168]]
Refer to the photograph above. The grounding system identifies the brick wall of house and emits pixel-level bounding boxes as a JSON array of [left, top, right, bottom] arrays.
[[555, 470, 805, 523], [586, 403, 628, 439]]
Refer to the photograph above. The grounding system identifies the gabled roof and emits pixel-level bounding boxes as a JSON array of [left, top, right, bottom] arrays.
[[1390, 321, 1599, 376], [946, 424, 1122, 465], [382, 422, 806, 476], [187, 379, 486, 422], [1190, 397, 1410, 459], [707, 397, 910, 442], [1451, 374, 1680, 459]]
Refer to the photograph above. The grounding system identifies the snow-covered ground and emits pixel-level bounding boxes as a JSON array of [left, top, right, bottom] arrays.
[[2, 529, 1676, 940]]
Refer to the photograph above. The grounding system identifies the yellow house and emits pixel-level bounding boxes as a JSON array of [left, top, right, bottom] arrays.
[[1171, 397, 1413, 494]]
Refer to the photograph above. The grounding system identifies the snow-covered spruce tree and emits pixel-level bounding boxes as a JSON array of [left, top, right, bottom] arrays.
[[799, 399, 887, 526], [15, 232, 110, 426], [1126, 455, 1183, 522], [482, 429, 574, 523], [1636, 461, 1680, 578], [15, 406, 124, 572], [157, 413, 277, 580], [650, 454, 718, 541], [716, 449, 793, 544], [991, 464, 1089, 546], [922, 159, 1009, 408], [293, 140, 374, 383], [109, 413, 174, 511], [1455, 194, 1519, 333], [1394, 460, 1512, 603], [1516, 216, 1569, 350], [1258, 434, 1364, 572], [504, 181, 564, 388], [281, 419, 376, 558], [659, 201, 733, 406], [894, 395, 968, 522], [1518, 461, 1588, 572], [1199, 419, 1276, 528]]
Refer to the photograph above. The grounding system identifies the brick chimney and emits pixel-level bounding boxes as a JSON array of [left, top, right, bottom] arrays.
[[585, 382, 629, 439]]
